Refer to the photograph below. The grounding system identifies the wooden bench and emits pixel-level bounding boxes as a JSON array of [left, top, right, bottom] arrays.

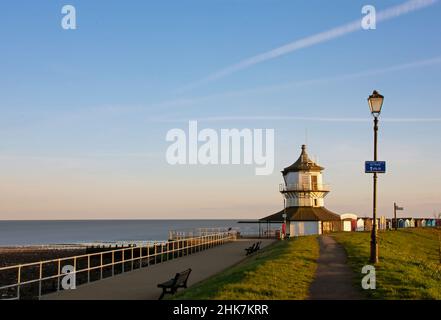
[[157, 268, 192, 300], [244, 241, 262, 255], [245, 243, 256, 255], [255, 241, 261, 251]]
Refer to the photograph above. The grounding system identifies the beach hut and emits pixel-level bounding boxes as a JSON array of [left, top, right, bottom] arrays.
[[379, 216, 387, 230], [341, 213, 358, 232], [364, 218, 373, 231], [360, 218, 380, 231], [386, 218, 393, 230], [260, 145, 341, 236], [398, 219, 405, 228], [414, 218, 423, 228], [356, 218, 365, 231]]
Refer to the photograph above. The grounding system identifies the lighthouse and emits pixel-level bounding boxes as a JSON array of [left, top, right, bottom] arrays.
[[261, 145, 341, 236]]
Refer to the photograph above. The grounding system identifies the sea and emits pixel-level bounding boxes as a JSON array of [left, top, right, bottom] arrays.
[[0, 220, 276, 246]]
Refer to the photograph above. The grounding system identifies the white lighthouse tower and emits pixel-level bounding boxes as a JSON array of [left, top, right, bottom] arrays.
[[261, 145, 341, 236], [280, 144, 329, 208]]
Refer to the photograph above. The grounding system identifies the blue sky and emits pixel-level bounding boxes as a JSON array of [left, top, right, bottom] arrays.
[[0, 0, 440, 219]]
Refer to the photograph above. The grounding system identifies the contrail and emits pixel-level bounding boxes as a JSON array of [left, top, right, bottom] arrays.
[[179, 0, 438, 92], [149, 116, 441, 123]]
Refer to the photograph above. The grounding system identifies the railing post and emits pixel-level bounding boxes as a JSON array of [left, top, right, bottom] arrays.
[[154, 243, 157, 264], [100, 253, 103, 280], [57, 259, 61, 291], [139, 246, 143, 268], [17, 266, 21, 300], [131, 247, 134, 271], [73, 257, 77, 281], [112, 251, 114, 276], [87, 255, 90, 283], [122, 249, 125, 273], [38, 262, 43, 299]]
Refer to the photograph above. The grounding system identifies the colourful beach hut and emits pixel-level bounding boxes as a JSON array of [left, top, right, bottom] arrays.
[[356, 218, 365, 231], [340, 213, 358, 232]]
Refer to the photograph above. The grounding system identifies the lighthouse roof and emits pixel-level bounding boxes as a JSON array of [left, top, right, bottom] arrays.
[[282, 144, 324, 174], [260, 206, 341, 222]]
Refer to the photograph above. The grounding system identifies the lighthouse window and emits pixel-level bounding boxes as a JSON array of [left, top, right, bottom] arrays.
[[311, 176, 318, 190], [314, 199, 318, 207], [301, 175, 309, 189]]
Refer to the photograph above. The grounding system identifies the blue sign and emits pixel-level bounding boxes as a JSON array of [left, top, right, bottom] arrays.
[[365, 161, 386, 173]]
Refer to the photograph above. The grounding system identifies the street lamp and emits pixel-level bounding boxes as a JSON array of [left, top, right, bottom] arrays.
[[367, 90, 384, 264]]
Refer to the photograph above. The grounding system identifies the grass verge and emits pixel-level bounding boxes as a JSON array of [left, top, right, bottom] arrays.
[[332, 228, 441, 299], [172, 236, 319, 300]]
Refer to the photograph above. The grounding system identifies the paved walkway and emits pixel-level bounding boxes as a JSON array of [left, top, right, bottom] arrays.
[[309, 236, 363, 300], [43, 239, 274, 300]]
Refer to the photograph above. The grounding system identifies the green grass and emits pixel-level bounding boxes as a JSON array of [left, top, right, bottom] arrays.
[[172, 236, 319, 300], [332, 228, 441, 300]]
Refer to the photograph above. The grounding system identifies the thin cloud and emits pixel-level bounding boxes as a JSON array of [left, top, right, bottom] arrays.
[[179, 0, 438, 92], [160, 55, 441, 110]]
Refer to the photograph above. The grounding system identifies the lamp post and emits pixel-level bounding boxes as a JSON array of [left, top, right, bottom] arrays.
[[367, 90, 384, 264]]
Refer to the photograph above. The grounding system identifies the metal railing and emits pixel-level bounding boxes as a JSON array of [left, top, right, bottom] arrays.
[[238, 229, 280, 239], [279, 183, 330, 192], [0, 231, 236, 300], [169, 227, 239, 240]]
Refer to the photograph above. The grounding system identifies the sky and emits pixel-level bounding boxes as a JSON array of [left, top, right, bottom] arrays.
[[0, 0, 440, 220]]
